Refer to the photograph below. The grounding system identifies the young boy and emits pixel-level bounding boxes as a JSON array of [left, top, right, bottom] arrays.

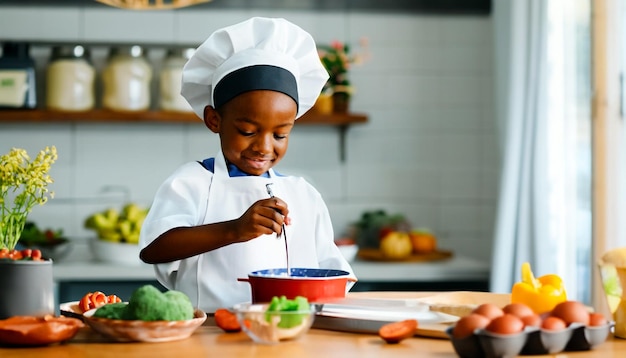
[[139, 17, 356, 312]]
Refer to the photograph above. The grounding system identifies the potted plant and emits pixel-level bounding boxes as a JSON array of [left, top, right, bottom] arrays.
[[318, 38, 369, 113], [0, 146, 57, 319]]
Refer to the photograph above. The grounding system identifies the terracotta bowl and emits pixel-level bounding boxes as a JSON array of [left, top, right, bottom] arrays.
[[0, 315, 84, 346], [83, 308, 206, 342]]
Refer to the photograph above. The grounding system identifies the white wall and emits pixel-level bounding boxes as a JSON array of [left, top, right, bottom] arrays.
[[0, 5, 498, 262]]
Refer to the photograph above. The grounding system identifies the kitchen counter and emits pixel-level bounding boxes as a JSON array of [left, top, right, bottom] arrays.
[[52, 242, 490, 283], [0, 291, 624, 357], [51, 243, 490, 302]]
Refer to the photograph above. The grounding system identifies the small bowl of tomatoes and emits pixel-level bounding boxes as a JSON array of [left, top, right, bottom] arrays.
[[18, 221, 73, 262]]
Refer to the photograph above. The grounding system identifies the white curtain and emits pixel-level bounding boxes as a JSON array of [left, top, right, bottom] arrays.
[[491, 0, 587, 299]]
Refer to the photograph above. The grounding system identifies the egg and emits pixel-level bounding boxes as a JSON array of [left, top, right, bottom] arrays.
[[541, 316, 567, 331], [550, 300, 590, 326], [472, 303, 504, 320], [589, 312, 608, 327], [485, 314, 525, 335], [452, 313, 491, 339], [503, 303, 535, 318], [520, 313, 542, 327]]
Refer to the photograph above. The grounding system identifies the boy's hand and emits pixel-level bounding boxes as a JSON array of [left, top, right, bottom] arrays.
[[236, 198, 290, 242]]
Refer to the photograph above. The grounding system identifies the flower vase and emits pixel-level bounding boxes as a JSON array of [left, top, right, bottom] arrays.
[[332, 92, 350, 113], [0, 259, 55, 319]]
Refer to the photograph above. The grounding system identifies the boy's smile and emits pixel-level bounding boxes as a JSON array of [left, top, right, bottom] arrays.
[[204, 90, 297, 176]]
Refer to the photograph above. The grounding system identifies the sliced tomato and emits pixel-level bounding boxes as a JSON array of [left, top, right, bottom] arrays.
[[378, 319, 418, 344], [214, 308, 241, 333]]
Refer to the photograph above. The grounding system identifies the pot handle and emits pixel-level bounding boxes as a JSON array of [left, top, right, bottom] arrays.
[[347, 277, 358, 282], [237, 278, 250, 283]]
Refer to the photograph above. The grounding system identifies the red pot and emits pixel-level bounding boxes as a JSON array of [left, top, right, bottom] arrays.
[[238, 268, 355, 303]]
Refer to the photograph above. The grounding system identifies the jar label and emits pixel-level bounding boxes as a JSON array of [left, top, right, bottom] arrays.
[[0, 70, 28, 107]]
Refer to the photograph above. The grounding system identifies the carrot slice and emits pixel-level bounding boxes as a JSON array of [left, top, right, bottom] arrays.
[[214, 308, 241, 333], [378, 319, 418, 343], [107, 294, 122, 304], [90, 291, 108, 309], [78, 293, 93, 313]]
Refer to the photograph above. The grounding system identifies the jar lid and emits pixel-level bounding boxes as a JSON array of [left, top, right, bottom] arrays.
[[1, 42, 31, 58], [50, 45, 91, 60], [109, 45, 147, 58]]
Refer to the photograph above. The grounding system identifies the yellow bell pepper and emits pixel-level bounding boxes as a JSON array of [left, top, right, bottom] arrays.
[[511, 262, 567, 314]]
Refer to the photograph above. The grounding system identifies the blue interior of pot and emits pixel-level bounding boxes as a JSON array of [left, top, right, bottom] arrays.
[[250, 268, 350, 278]]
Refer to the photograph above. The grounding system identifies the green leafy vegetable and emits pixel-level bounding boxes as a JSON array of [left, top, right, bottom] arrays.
[[265, 296, 310, 329]]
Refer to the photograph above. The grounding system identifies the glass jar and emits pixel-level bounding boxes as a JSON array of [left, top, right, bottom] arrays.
[[102, 45, 152, 111], [159, 47, 194, 112], [0, 41, 37, 109], [46, 45, 95, 111]]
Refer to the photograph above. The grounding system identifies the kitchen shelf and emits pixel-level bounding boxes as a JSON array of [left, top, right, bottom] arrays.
[[0, 109, 368, 161], [0, 109, 366, 124]]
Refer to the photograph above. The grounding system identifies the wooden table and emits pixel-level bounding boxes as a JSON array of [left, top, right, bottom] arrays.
[[2, 292, 625, 357], [1, 325, 625, 358]]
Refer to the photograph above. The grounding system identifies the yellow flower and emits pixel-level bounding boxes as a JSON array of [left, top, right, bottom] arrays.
[[1, 146, 57, 250]]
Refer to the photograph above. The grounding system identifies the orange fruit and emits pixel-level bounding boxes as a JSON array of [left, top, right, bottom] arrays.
[[409, 230, 437, 254]]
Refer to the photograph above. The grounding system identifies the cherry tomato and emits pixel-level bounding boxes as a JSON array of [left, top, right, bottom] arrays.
[[31, 249, 42, 261], [214, 308, 241, 332], [20, 249, 32, 259], [378, 319, 418, 343], [0, 248, 9, 259]]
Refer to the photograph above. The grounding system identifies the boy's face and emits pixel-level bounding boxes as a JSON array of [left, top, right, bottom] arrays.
[[204, 90, 297, 176]]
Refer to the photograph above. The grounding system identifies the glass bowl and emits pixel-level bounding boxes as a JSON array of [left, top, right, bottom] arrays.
[[598, 247, 626, 338], [232, 302, 316, 344]]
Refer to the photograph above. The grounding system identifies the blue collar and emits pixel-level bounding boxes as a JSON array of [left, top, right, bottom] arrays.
[[200, 158, 271, 178]]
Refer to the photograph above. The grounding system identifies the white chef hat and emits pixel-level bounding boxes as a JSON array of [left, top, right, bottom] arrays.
[[181, 17, 329, 120]]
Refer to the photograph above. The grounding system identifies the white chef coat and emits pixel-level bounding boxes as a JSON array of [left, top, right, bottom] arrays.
[[139, 150, 355, 312]]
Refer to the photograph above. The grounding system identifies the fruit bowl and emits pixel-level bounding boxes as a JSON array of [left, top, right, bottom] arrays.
[[89, 238, 142, 266], [337, 244, 358, 262], [232, 302, 315, 344]]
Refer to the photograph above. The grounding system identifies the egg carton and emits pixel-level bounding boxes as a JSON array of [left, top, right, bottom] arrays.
[[446, 321, 614, 358]]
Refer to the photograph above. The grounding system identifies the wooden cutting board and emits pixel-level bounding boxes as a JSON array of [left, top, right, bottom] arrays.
[[312, 313, 454, 339], [312, 298, 459, 339]]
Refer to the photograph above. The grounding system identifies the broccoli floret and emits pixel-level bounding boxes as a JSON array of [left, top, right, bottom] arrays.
[[126, 285, 194, 321], [161, 290, 194, 321], [93, 302, 130, 320]]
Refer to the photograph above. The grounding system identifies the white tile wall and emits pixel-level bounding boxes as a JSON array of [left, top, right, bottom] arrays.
[[0, 6, 499, 262]]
